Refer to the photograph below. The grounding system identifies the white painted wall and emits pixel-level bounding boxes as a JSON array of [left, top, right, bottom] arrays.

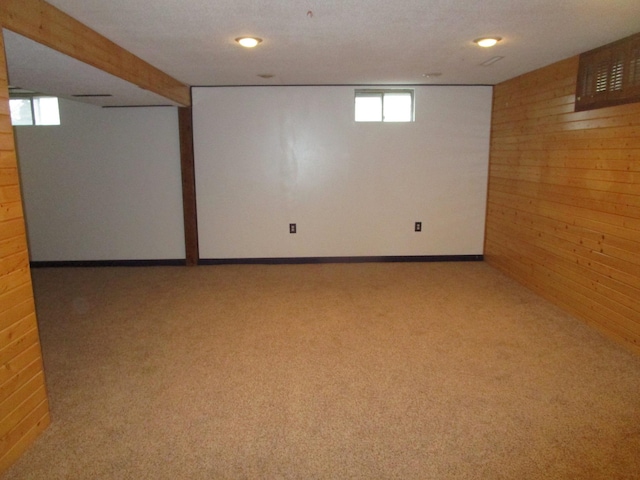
[[193, 86, 492, 259], [15, 98, 185, 261]]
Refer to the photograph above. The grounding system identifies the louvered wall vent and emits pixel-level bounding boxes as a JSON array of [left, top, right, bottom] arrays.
[[576, 32, 640, 111]]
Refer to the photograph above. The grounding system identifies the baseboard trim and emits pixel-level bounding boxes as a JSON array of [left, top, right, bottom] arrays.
[[30, 255, 484, 268], [30, 259, 186, 268], [199, 255, 483, 265]]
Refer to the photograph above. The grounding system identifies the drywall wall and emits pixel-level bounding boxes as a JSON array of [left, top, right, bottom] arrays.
[[15, 99, 185, 261], [193, 86, 492, 259]]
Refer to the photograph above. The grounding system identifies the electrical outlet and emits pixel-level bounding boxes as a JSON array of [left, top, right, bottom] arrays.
[[289, 223, 297, 234], [415, 221, 422, 232]]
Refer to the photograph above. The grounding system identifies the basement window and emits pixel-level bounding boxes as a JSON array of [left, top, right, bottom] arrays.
[[575, 32, 640, 111], [355, 89, 414, 122], [9, 96, 61, 126]]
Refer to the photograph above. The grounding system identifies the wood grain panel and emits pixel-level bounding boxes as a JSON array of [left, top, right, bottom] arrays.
[[489, 177, 640, 230], [0, 358, 42, 405], [485, 241, 640, 353], [486, 54, 640, 354], [0, 283, 35, 316], [179, 106, 199, 266], [0, 372, 44, 421], [0, 300, 33, 332], [490, 151, 640, 172], [0, 219, 24, 245], [0, 30, 49, 473], [0, 269, 32, 299], [0, 167, 18, 187], [490, 164, 640, 186], [486, 200, 640, 266], [0, 385, 47, 441], [486, 221, 640, 294], [0, 400, 48, 473], [0, 342, 42, 387], [0, 236, 27, 259], [0, 329, 39, 369], [0, 251, 29, 278], [491, 164, 640, 195], [0, 314, 37, 353], [0, 152, 17, 169], [0, 0, 190, 106]]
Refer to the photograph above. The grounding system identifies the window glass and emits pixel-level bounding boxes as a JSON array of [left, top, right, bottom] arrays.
[[9, 96, 60, 126], [383, 92, 413, 122], [33, 97, 61, 125], [9, 98, 34, 126], [355, 89, 414, 122], [355, 94, 383, 122]]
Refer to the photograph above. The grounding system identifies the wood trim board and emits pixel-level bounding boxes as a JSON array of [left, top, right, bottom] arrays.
[[0, 0, 190, 106], [178, 105, 199, 266]]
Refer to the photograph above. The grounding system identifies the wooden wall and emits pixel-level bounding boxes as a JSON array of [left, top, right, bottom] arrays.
[[485, 55, 640, 354], [0, 31, 50, 472]]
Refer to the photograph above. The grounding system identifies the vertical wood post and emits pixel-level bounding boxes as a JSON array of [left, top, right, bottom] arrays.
[[178, 105, 199, 266]]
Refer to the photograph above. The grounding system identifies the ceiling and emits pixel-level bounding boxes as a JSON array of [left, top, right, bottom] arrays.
[[5, 0, 640, 106], [4, 30, 182, 107]]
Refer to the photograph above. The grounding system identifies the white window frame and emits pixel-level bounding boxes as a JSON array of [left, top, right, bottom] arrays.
[[354, 89, 415, 122], [9, 95, 61, 126]]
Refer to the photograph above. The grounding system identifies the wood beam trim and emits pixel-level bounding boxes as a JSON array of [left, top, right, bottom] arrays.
[[0, 0, 190, 106], [178, 105, 199, 266]]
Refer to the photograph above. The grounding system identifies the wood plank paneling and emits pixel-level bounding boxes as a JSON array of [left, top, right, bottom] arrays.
[[0, 400, 48, 473], [0, 30, 50, 474], [486, 55, 640, 355], [0, 342, 43, 387]]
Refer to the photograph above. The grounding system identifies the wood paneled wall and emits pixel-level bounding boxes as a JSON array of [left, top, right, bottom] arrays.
[[485, 56, 640, 354], [0, 31, 50, 472]]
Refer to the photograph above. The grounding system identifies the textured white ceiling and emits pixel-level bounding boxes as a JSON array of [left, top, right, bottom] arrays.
[[5, 0, 640, 105]]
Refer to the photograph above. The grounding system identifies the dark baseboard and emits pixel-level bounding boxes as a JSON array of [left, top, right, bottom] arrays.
[[30, 259, 186, 268], [30, 255, 483, 268], [199, 255, 483, 265]]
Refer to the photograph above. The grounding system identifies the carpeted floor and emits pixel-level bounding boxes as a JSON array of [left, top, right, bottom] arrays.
[[3, 262, 640, 479]]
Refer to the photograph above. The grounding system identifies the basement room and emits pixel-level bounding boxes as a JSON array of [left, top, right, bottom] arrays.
[[0, 1, 639, 478]]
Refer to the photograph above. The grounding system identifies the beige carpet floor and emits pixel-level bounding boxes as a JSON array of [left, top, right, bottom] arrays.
[[2, 262, 640, 479]]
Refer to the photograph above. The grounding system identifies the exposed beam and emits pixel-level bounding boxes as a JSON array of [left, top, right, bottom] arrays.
[[178, 105, 199, 266], [0, 0, 190, 106]]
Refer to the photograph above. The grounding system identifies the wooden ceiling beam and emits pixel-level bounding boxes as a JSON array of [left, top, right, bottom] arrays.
[[0, 0, 190, 106]]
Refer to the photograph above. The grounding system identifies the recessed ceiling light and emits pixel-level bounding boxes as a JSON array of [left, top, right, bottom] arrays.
[[257, 74, 275, 79], [236, 37, 263, 48], [422, 73, 442, 79], [474, 37, 502, 48]]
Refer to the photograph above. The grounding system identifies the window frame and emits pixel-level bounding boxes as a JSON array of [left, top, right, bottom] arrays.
[[354, 88, 415, 122], [9, 95, 61, 126]]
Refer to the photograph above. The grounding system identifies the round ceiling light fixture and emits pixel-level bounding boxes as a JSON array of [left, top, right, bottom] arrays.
[[474, 37, 502, 48], [236, 37, 263, 48]]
